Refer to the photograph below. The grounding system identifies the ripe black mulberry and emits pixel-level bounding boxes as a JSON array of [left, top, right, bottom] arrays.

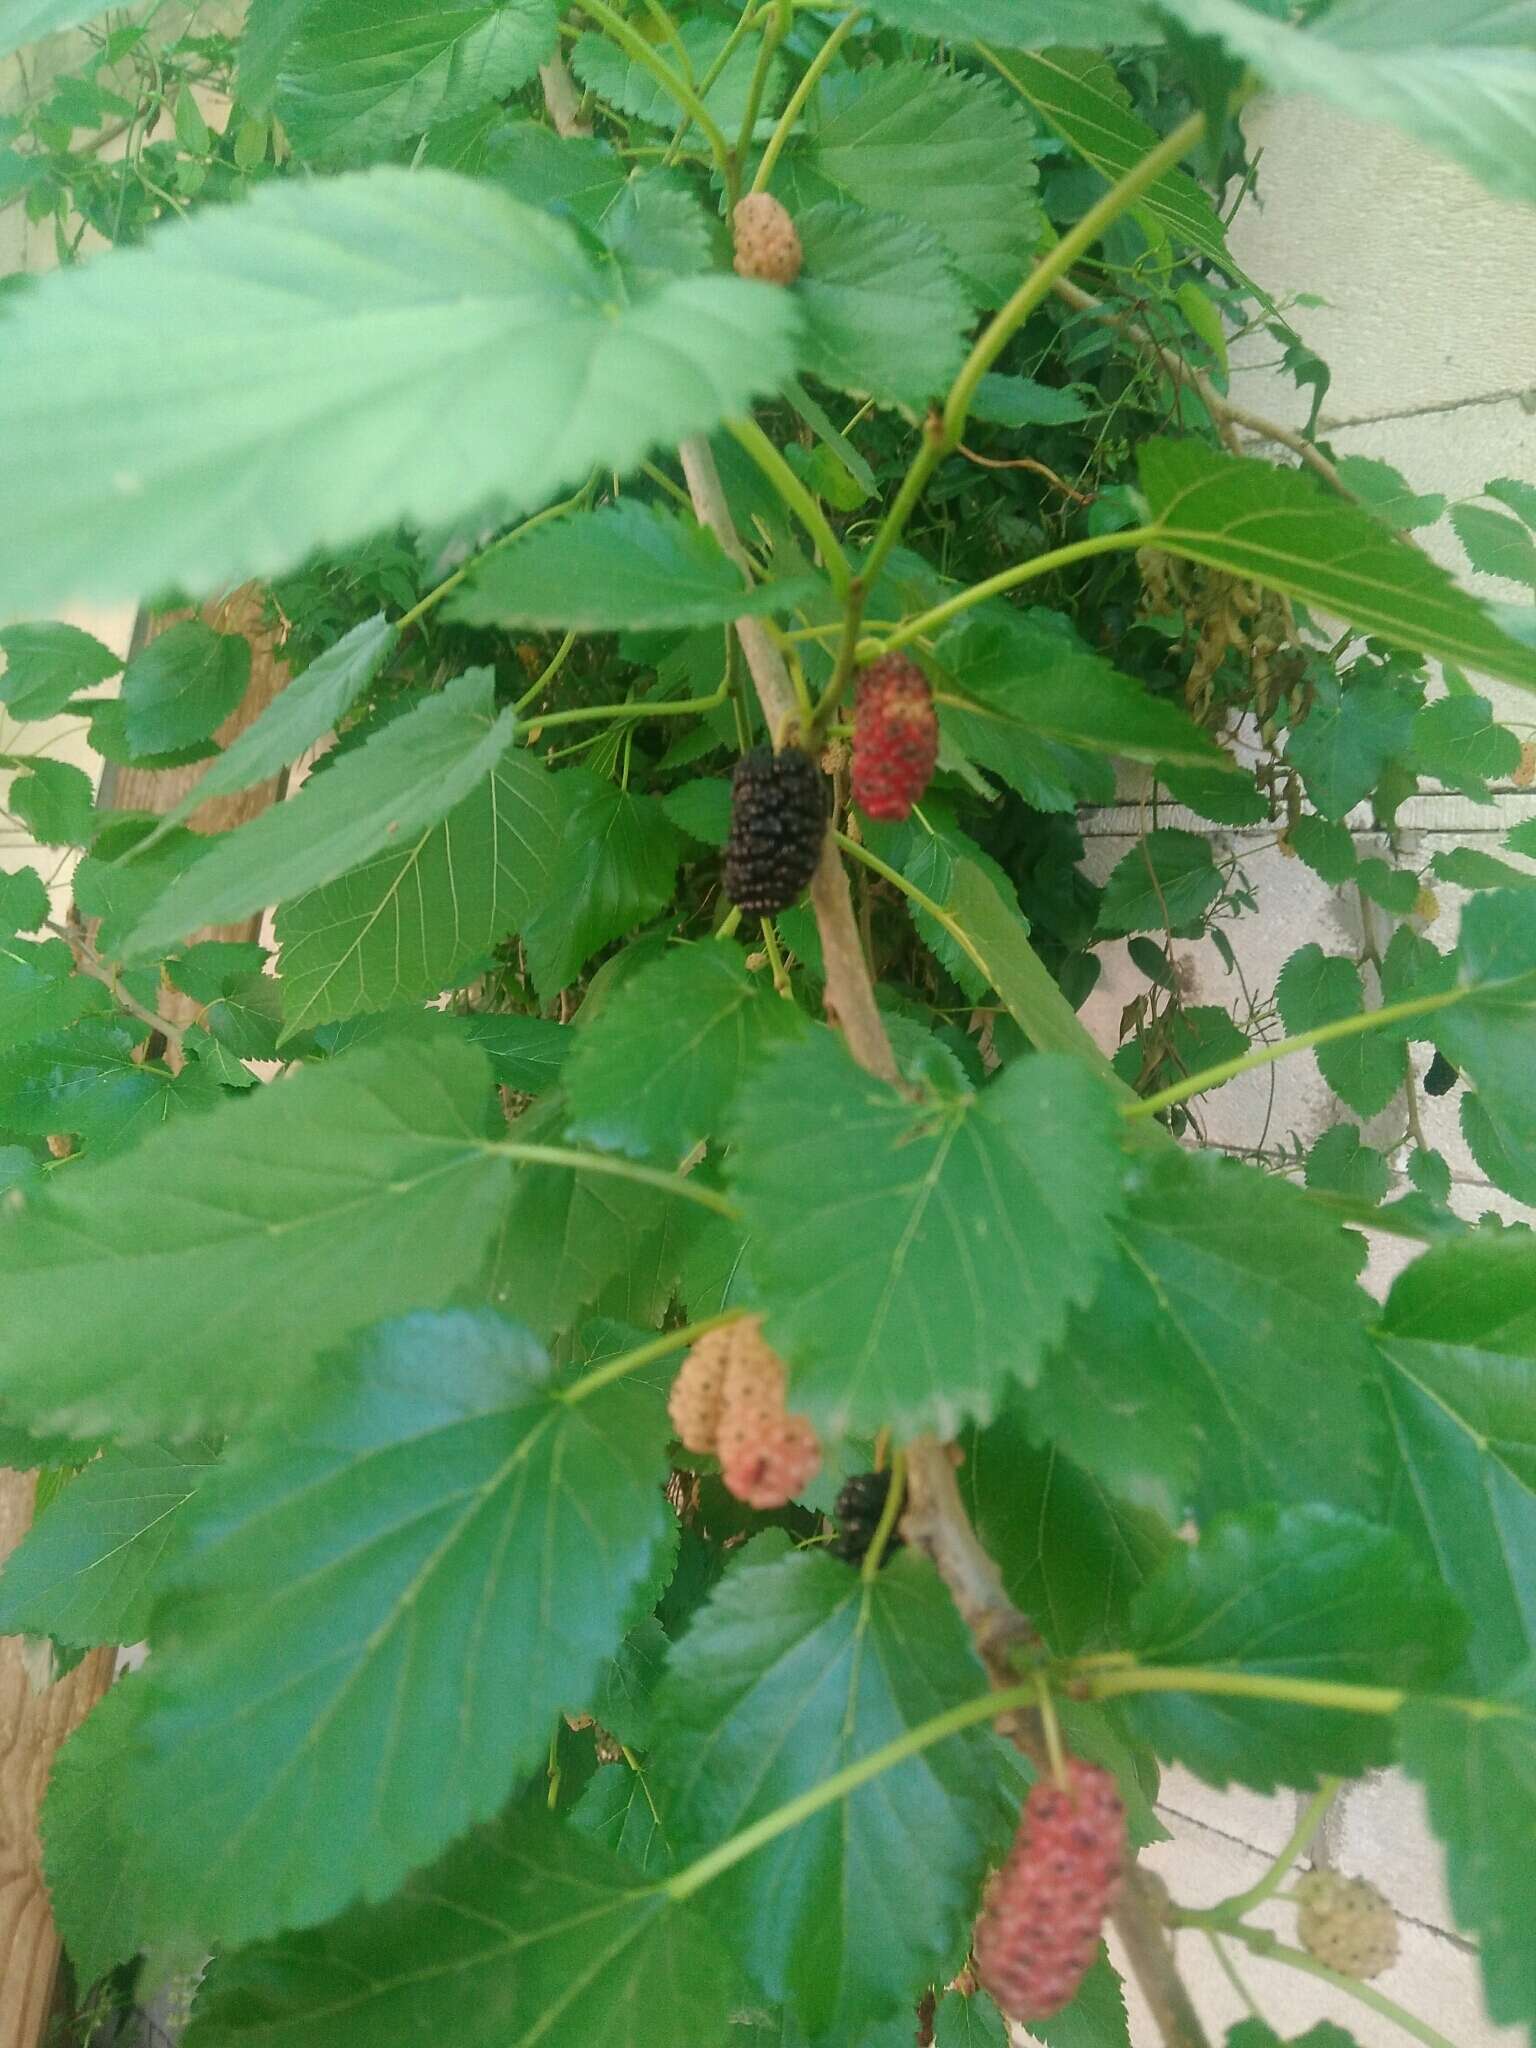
[[828, 1469, 903, 1567], [724, 745, 826, 916]]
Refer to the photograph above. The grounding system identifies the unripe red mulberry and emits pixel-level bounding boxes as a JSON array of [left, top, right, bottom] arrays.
[[973, 1759, 1127, 2022], [725, 745, 826, 916], [733, 193, 803, 285], [1295, 1871, 1398, 1979], [667, 1325, 735, 1453], [720, 1411, 822, 1510], [852, 654, 939, 822]]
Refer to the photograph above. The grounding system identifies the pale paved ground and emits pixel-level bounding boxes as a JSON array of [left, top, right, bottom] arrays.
[[1106, 1770, 1521, 2048]]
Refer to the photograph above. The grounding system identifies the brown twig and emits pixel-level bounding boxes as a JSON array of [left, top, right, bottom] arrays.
[[1052, 276, 1351, 499], [46, 917, 186, 1051], [539, 49, 592, 138], [677, 438, 798, 735], [902, 1446, 1210, 2048], [678, 435, 901, 1086], [902, 1438, 1039, 1700], [807, 831, 902, 1086], [956, 445, 1096, 503], [1114, 1868, 1215, 2048]]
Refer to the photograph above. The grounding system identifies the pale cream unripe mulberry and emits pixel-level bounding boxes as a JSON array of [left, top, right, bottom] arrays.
[[667, 1315, 820, 1510], [732, 193, 803, 286]]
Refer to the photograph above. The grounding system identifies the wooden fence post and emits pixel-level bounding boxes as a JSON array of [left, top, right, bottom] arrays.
[[0, 585, 290, 2047], [0, 1481, 115, 2048]]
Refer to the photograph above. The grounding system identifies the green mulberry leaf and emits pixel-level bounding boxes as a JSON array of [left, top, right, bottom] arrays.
[[122, 672, 513, 960], [0, 1034, 511, 1443], [730, 1031, 1125, 1436], [0, 169, 798, 617], [567, 944, 806, 1164], [275, 0, 558, 166], [777, 64, 1044, 308], [1027, 1149, 1391, 1525], [1401, 1662, 1536, 2029], [448, 501, 819, 633], [792, 202, 971, 413], [118, 1312, 674, 1948], [650, 1548, 1016, 2036], [181, 1799, 737, 2048], [1275, 943, 1403, 1119], [0, 1442, 212, 1647], [277, 750, 572, 1032], [1125, 1504, 1467, 1790], [0, 619, 122, 720], [1140, 440, 1536, 695]]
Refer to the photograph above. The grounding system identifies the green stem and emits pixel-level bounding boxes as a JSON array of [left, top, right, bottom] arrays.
[[570, 0, 733, 188], [524, 681, 728, 732], [661, 7, 756, 168], [836, 829, 992, 989], [665, 1678, 1039, 1903], [759, 915, 792, 998], [724, 416, 852, 596], [750, 7, 862, 195], [732, 0, 790, 201], [833, 829, 1138, 1089], [1083, 1664, 1404, 1718], [860, 1446, 906, 1583], [1177, 1779, 1340, 1928], [812, 589, 868, 730], [483, 1141, 739, 1218], [640, 458, 695, 511], [855, 108, 1204, 601], [562, 1307, 747, 1404], [878, 528, 1157, 655], [856, 411, 948, 613], [513, 629, 579, 715], [637, 0, 691, 71], [1204, 1931, 1265, 2024], [395, 485, 593, 634], [1035, 1672, 1068, 1788], [1209, 1926, 1461, 2048], [1123, 987, 1465, 1121], [943, 108, 1206, 449]]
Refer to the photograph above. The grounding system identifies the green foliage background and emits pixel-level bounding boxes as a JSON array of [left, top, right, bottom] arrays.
[[1, 2, 1534, 2043]]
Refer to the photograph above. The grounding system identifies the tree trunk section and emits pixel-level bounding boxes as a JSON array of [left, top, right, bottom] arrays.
[[101, 581, 292, 1039], [0, 1475, 115, 2048], [0, 584, 292, 2047]]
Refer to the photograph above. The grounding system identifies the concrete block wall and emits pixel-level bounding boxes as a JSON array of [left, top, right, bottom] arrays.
[[1080, 97, 1536, 2048]]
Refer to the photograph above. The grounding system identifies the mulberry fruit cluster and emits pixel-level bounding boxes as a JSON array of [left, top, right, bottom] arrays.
[[828, 1469, 904, 1567], [973, 1759, 1127, 2022], [851, 654, 939, 821], [725, 745, 826, 916], [732, 193, 803, 285], [1295, 1872, 1399, 1979], [667, 1316, 821, 1510]]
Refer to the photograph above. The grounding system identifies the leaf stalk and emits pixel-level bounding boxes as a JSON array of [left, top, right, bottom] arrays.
[[1123, 987, 1465, 1120], [562, 1308, 747, 1404], [484, 1140, 739, 1218], [663, 1678, 1040, 1904]]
